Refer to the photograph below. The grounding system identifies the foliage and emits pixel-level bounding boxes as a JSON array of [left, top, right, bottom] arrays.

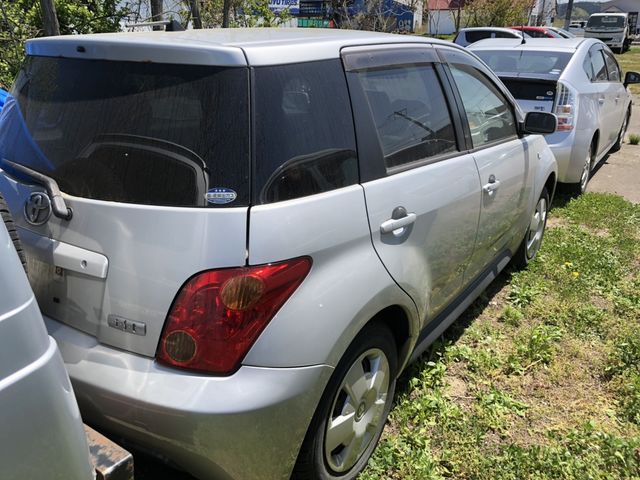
[[463, 0, 534, 28], [0, 0, 130, 88], [628, 133, 640, 145], [363, 193, 640, 479]]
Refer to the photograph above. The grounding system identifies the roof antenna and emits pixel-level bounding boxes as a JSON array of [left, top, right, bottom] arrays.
[[520, 25, 526, 44]]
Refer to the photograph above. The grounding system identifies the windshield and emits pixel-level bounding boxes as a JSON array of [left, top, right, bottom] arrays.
[[0, 56, 250, 207], [587, 15, 625, 29], [474, 50, 572, 76]]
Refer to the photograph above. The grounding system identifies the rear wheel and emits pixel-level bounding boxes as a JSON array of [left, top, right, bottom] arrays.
[[610, 107, 631, 153], [568, 138, 596, 196], [293, 323, 397, 480], [0, 192, 27, 271], [512, 187, 549, 269]]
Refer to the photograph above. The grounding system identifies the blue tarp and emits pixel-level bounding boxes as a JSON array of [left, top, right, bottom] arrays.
[[0, 89, 8, 111]]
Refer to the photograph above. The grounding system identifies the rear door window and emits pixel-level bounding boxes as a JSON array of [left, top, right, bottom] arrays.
[[466, 31, 493, 43], [604, 50, 621, 82], [2, 56, 250, 207], [354, 64, 457, 169], [589, 47, 608, 81], [253, 60, 357, 204]]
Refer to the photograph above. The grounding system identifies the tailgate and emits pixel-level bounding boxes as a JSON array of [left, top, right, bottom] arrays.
[[0, 53, 250, 358], [501, 78, 557, 114]]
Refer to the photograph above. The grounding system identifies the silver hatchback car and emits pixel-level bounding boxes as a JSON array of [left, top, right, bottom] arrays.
[[0, 29, 556, 480], [470, 38, 640, 193]]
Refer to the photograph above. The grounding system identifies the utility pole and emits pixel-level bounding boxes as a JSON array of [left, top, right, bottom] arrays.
[[150, 0, 164, 30], [564, 0, 574, 30], [189, 0, 202, 28], [39, 0, 60, 36]]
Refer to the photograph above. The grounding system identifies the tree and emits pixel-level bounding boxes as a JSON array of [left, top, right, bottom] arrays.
[[464, 0, 534, 27], [40, 0, 60, 35], [0, 0, 129, 88]]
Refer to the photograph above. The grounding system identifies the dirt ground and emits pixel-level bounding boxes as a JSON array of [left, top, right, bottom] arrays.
[[588, 95, 640, 203]]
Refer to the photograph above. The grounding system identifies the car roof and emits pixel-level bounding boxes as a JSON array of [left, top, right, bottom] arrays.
[[458, 27, 522, 33], [468, 37, 590, 53], [26, 28, 456, 67]]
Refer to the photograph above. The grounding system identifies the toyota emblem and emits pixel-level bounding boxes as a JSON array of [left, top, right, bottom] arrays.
[[24, 192, 52, 226]]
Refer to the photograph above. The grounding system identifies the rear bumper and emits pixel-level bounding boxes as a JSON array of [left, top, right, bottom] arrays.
[[546, 128, 592, 184], [45, 316, 333, 480]]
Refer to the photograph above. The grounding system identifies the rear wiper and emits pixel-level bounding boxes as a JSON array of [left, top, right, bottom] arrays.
[[3, 160, 73, 220]]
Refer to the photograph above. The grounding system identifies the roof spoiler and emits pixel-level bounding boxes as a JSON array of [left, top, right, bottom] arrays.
[[125, 19, 184, 31]]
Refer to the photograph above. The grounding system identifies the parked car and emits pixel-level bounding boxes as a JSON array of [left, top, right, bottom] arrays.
[[470, 37, 640, 193], [0, 192, 134, 480], [569, 20, 588, 35], [453, 27, 529, 47], [0, 28, 557, 480], [511, 26, 563, 38], [547, 26, 576, 38]]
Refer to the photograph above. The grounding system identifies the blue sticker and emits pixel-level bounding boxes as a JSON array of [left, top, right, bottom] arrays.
[[205, 188, 237, 205]]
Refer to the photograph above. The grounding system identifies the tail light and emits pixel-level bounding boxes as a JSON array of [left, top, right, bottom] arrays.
[[554, 82, 576, 131], [157, 257, 311, 375]]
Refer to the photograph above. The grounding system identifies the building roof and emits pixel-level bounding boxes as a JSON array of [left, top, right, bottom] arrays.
[[427, 0, 466, 10], [26, 28, 457, 67]]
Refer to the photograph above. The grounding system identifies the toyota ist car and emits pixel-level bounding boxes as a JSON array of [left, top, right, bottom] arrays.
[[470, 38, 640, 194], [0, 29, 557, 480]]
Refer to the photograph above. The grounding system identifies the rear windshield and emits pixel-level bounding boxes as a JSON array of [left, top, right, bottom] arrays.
[[474, 50, 572, 76], [587, 15, 625, 29], [0, 56, 250, 207]]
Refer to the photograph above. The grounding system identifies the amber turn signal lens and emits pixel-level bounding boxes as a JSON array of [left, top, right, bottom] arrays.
[[220, 275, 265, 311], [164, 330, 197, 363]]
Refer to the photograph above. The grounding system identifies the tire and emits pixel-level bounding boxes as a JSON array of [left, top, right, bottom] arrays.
[[0, 191, 27, 271], [511, 187, 549, 270], [610, 107, 631, 153], [568, 138, 596, 196], [292, 323, 398, 480]]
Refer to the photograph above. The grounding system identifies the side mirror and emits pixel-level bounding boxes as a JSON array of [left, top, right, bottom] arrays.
[[523, 111, 557, 135], [624, 71, 640, 87]]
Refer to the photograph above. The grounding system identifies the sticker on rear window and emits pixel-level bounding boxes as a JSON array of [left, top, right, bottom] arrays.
[[205, 188, 237, 205]]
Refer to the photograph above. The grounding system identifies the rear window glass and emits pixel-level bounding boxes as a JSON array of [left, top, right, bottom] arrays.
[[0, 56, 250, 207], [466, 31, 494, 43], [474, 50, 572, 76], [253, 60, 357, 204]]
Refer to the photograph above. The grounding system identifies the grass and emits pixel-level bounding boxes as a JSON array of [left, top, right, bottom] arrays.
[[362, 192, 640, 480], [629, 133, 640, 145], [615, 46, 640, 95]]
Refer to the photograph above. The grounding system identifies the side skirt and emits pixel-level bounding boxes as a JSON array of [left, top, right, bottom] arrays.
[[409, 251, 512, 364]]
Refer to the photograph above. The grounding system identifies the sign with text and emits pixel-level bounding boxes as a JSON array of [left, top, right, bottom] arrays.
[[268, 0, 300, 15]]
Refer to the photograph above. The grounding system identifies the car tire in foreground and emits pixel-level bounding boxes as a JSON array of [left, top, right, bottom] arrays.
[[512, 187, 549, 269], [0, 192, 26, 271], [293, 322, 398, 480]]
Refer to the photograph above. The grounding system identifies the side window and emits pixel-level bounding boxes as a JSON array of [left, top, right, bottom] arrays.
[[494, 31, 515, 38], [604, 50, 621, 81], [467, 30, 493, 43], [590, 49, 608, 81], [254, 60, 358, 204], [449, 64, 517, 149], [355, 64, 457, 169], [583, 54, 595, 81]]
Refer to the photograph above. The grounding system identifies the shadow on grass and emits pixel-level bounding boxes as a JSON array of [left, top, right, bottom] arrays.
[[394, 267, 514, 397]]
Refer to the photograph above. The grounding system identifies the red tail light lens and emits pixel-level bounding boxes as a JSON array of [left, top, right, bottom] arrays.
[[157, 257, 311, 375]]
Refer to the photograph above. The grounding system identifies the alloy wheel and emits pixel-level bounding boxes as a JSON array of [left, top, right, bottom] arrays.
[[525, 196, 547, 259]]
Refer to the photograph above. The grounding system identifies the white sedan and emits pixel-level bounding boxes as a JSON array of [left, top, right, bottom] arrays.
[[470, 38, 640, 193]]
